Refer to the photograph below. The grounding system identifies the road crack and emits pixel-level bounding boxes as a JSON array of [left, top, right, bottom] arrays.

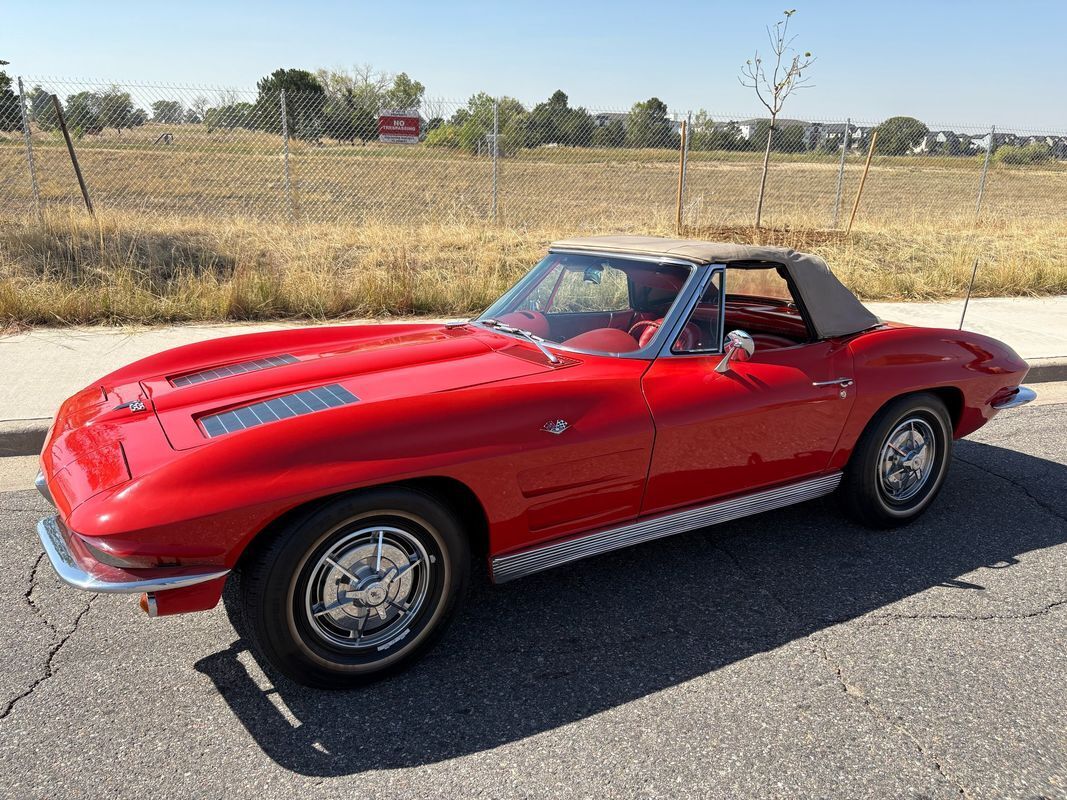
[[868, 600, 1066, 624], [23, 552, 58, 637], [956, 453, 1067, 525], [716, 540, 974, 798], [810, 640, 973, 798], [2, 559, 98, 721]]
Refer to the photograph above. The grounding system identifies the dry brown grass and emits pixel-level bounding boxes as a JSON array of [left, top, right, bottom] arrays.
[[1, 125, 1065, 325], [3, 127, 1066, 227], [1, 208, 1065, 326]]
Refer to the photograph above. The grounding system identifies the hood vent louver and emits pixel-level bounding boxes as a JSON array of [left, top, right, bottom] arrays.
[[170, 354, 300, 388], [199, 384, 359, 438]]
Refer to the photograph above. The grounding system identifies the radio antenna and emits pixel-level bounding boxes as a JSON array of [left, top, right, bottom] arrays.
[[958, 256, 980, 330]]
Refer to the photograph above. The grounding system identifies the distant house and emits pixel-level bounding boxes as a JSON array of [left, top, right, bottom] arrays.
[[593, 112, 628, 128], [736, 117, 811, 141], [911, 130, 964, 154], [808, 121, 860, 151]]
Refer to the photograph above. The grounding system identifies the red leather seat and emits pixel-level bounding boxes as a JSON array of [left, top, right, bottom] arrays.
[[561, 328, 641, 353]]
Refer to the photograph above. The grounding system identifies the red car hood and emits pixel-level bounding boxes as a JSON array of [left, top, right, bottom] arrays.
[[144, 325, 560, 450], [42, 324, 562, 510]]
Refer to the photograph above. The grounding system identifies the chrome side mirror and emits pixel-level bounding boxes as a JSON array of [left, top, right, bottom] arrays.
[[715, 330, 755, 373]]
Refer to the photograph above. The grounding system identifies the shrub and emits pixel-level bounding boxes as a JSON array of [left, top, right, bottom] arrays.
[[424, 124, 461, 149], [993, 142, 1053, 166]]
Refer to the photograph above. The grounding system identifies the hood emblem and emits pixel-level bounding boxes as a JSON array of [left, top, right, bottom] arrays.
[[542, 419, 570, 435]]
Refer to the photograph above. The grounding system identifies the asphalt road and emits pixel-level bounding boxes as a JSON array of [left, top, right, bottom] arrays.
[[0, 401, 1064, 799]]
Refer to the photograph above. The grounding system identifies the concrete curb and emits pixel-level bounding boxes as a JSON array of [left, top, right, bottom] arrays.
[[1, 358, 1065, 459], [0, 419, 50, 459], [1026, 357, 1067, 384]]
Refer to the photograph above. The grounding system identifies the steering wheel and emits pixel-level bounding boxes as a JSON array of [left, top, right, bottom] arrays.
[[495, 309, 550, 338], [628, 318, 700, 350]]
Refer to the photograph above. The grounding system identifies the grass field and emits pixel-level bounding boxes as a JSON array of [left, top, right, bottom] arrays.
[[1, 123, 1065, 325]]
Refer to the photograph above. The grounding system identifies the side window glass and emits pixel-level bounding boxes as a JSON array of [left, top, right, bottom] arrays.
[[672, 271, 722, 353]]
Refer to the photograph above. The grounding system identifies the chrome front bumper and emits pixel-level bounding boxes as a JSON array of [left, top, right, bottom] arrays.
[[34, 470, 54, 507], [36, 516, 229, 594], [991, 386, 1037, 410]]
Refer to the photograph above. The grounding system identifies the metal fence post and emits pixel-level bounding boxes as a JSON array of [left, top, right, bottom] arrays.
[[974, 124, 995, 220], [677, 111, 692, 232], [675, 115, 689, 233], [831, 117, 851, 228], [17, 77, 42, 219], [51, 94, 94, 216], [279, 89, 295, 221], [491, 99, 499, 222]]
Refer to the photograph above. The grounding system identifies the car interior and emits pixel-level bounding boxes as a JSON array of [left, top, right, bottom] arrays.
[[488, 254, 812, 356]]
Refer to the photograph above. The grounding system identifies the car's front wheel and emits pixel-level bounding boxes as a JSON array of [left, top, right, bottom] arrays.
[[233, 487, 469, 688], [841, 393, 953, 528]]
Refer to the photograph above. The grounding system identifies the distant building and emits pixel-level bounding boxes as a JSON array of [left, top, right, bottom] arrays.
[[593, 112, 628, 128], [736, 117, 811, 141]]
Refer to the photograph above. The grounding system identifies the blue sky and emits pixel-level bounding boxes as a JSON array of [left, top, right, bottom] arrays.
[[2, 0, 1060, 129]]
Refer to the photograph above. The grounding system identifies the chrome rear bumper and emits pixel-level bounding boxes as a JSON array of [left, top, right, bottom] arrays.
[[37, 516, 229, 594], [991, 386, 1037, 410]]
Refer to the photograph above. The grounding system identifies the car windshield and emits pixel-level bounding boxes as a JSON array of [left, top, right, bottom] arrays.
[[477, 253, 695, 356]]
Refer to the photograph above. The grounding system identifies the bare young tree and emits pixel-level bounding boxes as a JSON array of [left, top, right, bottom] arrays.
[[739, 10, 815, 228]]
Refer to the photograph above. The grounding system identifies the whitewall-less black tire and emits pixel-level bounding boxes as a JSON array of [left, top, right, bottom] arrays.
[[232, 487, 470, 688], [841, 393, 953, 528]]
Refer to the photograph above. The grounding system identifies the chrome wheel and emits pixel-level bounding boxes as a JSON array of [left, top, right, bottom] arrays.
[[878, 417, 936, 503], [303, 525, 432, 650]]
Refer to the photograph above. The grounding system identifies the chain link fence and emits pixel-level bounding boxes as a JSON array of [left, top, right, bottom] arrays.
[[2, 77, 1066, 230]]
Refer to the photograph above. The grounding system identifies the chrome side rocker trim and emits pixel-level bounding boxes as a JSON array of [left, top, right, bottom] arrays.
[[491, 472, 843, 583]]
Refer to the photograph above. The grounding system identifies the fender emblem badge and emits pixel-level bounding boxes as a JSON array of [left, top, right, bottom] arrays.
[[542, 419, 570, 435], [114, 400, 147, 413]]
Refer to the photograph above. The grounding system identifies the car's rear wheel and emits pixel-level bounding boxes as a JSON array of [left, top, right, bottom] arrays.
[[841, 393, 953, 528], [233, 487, 469, 688]]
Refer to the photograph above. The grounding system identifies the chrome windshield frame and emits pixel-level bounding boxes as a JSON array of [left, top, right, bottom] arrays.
[[475, 249, 707, 360]]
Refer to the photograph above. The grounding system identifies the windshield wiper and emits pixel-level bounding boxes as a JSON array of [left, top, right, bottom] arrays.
[[478, 319, 561, 364]]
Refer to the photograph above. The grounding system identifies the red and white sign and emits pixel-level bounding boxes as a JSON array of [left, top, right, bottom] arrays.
[[378, 111, 420, 143]]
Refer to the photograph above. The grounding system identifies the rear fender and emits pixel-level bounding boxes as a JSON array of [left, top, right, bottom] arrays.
[[827, 326, 1028, 470]]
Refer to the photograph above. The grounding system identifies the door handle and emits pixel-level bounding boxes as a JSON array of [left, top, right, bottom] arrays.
[[812, 377, 854, 387]]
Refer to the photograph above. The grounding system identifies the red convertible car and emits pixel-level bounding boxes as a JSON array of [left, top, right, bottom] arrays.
[[35, 236, 1035, 687]]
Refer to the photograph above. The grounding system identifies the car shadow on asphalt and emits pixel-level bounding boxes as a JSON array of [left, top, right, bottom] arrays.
[[195, 439, 1067, 777]]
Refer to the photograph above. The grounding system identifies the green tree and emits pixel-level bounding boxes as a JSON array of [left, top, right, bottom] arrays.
[[0, 71, 20, 132], [29, 86, 59, 130], [739, 9, 815, 227], [98, 87, 135, 131], [524, 90, 595, 147], [749, 120, 807, 153], [591, 118, 625, 148], [625, 97, 677, 149], [204, 101, 254, 132], [873, 116, 929, 155], [65, 91, 102, 134], [431, 93, 527, 155], [383, 72, 425, 112], [151, 99, 184, 124], [322, 90, 378, 142], [689, 113, 746, 152], [254, 68, 326, 139]]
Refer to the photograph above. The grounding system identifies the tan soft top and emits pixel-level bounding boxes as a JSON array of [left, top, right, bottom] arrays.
[[550, 235, 879, 339]]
